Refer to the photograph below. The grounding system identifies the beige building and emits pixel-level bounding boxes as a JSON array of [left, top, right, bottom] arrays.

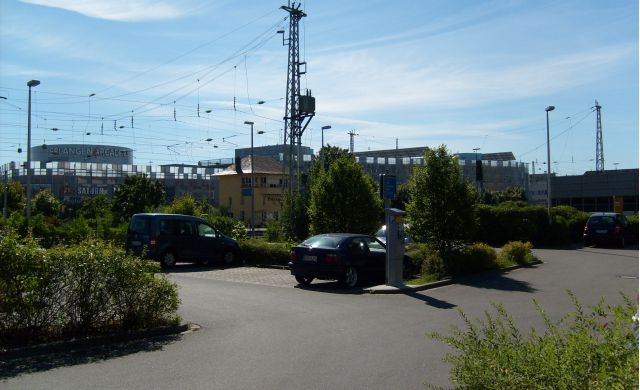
[[214, 156, 289, 226]]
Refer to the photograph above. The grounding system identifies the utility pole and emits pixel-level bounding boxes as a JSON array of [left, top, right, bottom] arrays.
[[595, 100, 604, 172], [281, 2, 315, 194], [348, 130, 358, 153]]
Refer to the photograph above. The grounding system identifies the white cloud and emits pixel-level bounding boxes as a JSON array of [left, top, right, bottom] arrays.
[[310, 43, 635, 115], [19, 0, 192, 22]]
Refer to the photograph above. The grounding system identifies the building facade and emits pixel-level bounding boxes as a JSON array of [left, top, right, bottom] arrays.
[[214, 156, 289, 226]]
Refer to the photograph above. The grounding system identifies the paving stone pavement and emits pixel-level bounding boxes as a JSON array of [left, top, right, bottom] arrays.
[[168, 265, 297, 288]]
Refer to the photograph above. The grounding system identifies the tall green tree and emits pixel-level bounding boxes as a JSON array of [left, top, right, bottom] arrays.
[[406, 145, 477, 254], [309, 145, 352, 181], [0, 181, 26, 216], [111, 175, 165, 222], [309, 156, 382, 235], [32, 189, 61, 217], [168, 193, 202, 216], [281, 192, 310, 241]]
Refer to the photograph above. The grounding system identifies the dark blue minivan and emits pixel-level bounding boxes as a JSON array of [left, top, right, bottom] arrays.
[[125, 213, 241, 268]]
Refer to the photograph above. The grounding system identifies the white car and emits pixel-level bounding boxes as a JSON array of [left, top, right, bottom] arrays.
[[375, 224, 413, 245]]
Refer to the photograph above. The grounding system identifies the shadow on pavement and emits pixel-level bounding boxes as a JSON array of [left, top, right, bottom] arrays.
[[402, 291, 457, 309], [164, 262, 243, 274], [454, 271, 537, 293], [294, 280, 379, 295], [0, 334, 181, 380]]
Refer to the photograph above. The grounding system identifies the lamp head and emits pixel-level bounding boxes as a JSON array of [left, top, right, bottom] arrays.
[[321, 125, 331, 130], [244, 121, 254, 125], [27, 80, 40, 88], [545, 106, 555, 112]]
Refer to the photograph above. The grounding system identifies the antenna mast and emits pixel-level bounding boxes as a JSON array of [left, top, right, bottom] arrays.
[[281, 2, 315, 193], [595, 100, 604, 172]]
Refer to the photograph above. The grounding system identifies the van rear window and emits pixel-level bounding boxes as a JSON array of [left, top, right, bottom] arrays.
[[129, 217, 151, 234]]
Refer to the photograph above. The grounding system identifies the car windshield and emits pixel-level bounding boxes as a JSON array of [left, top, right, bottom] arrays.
[[129, 217, 150, 234], [375, 226, 385, 238], [301, 235, 342, 249], [588, 216, 616, 226]]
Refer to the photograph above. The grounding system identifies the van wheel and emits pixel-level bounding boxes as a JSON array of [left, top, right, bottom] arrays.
[[223, 251, 236, 265], [198, 258, 212, 267], [161, 252, 177, 269]]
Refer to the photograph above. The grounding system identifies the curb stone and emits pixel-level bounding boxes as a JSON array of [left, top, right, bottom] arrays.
[[366, 260, 543, 294], [0, 323, 195, 360]]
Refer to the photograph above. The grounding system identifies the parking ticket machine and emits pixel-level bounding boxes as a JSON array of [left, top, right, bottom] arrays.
[[385, 208, 406, 286]]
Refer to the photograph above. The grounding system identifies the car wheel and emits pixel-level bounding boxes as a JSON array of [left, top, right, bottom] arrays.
[[341, 266, 358, 288], [198, 258, 212, 266], [223, 250, 236, 265], [583, 239, 591, 248], [295, 275, 314, 286], [161, 251, 177, 269]]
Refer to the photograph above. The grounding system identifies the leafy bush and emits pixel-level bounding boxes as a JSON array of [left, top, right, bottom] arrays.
[[447, 242, 498, 275], [627, 215, 638, 238], [406, 243, 445, 279], [168, 194, 203, 216], [205, 214, 247, 240], [497, 241, 538, 266], [0, 235, 180, 347], [264, 219, 284, 242], [32, 189, 61, 217], [239, 239, 292, 266], [430, 292, 638, 389]]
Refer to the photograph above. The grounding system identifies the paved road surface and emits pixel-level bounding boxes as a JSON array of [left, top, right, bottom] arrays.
[[2, 246, 637, 389]]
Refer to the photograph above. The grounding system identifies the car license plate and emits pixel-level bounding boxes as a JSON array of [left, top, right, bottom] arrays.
[[131, 240, 141, 246], [596, 230, 608, 234], [303, 255, 317, 262]]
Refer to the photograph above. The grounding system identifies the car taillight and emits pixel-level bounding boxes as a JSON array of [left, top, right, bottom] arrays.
[[149, 236, 158, 247], [325, 254, 338, 264], [583, 225, 589, 233], [289, 251, 297, 261]]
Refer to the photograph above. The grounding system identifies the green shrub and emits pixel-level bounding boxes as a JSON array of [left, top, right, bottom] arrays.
[[497, 241, 537, 266], [627, 215, 638, 237], [430, 292, 638, 389], [447, 242, 498, 275], [264, 219, 284, 242], [0, 236, 180, 346], [406, 243, 445, 279], [239, 239, 292, 266], [0, 232, 65, 342], [206, 214, 247, 240]]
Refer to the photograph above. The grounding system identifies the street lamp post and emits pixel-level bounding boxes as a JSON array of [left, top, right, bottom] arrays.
[[321, 125, 331, 150], [26, 79, 40, 223], [244, 121, 255, 238], [545, 105, 555, 224]]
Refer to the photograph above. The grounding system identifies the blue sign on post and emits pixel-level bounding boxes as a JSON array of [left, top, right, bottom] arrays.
[[383, 175, 396, 200]]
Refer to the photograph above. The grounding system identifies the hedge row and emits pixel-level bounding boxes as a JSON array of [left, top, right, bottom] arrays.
[[0, 234, 180, 348], [406, 241, 538, 280], [474, 202, 589, 246], [239, 239, 293, 267]]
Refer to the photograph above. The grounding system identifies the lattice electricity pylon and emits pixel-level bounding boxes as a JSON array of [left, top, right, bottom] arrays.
[[281, 2, 315, 193], [595, 100, 604, 172]]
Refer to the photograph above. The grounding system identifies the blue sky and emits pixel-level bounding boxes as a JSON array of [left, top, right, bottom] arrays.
[[1, 0, 637, 175]]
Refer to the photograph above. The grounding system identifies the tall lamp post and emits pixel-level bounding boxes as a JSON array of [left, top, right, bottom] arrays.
[[545, 105, 555, 224], [244, 121, 256, 238], [321, 125, 331, 150], [26, 79, 40, 223]]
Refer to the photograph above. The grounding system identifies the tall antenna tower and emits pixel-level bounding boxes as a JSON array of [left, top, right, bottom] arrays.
[[595, 100, 604, 172], [348, 130, 358, 153], [281, 2, 315, 193]]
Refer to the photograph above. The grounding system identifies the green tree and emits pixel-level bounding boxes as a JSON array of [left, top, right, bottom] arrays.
[[281, 192, 310, 241], [309, 156, 382, 235], [168, 193, 202, 216], [0, 181, 26, 216], [32, 189, 60, 217], [309, 145, 352, 181], [406, 145, 477, 253], [79, 195, 112, 220], [111, 175, 165, 222], [481, 186, 527, 205]]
